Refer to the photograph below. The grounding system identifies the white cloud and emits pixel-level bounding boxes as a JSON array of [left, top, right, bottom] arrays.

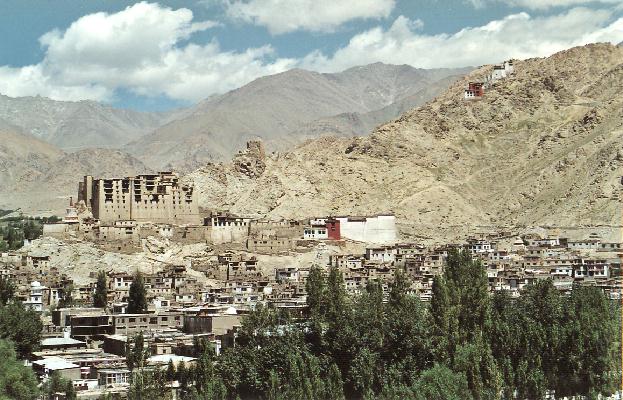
[[300, 7, 623, 72], [0, 2, 295, 102], [224, 0, 396, 34], [0, 2, 621, 104], [468, 0, 621, 10]]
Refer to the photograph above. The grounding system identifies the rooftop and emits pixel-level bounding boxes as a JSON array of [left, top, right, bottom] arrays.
[[41, 337, 86, 347], [33, 356, 80, 370]]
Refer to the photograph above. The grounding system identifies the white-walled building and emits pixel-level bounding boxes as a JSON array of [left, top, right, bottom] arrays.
[[335, 215, 396, 244], [24, 281, 46, 312]]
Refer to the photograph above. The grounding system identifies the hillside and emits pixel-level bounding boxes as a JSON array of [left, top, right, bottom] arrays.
[[185, 43, 623, 240], [0, 143, 151, 215], [0, 123, 64, 189], [0, 95, 172, 150], [127, 63, 471, 171]]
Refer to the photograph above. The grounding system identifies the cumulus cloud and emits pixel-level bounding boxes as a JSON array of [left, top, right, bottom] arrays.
[[468, 0, 621, 10], [0, 2, 295, 102], [0, 2, 621, 104], [224, 0, 396, 34], [300, 7, 623, 72]]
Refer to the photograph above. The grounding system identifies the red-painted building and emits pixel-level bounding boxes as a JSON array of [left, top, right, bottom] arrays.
[[326, 218, 341, 240], [464, 82, 484, 99], [469, 82, 484, 96]]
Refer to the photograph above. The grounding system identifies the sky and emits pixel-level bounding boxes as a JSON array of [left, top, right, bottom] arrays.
[[0, 0, 621, 111]]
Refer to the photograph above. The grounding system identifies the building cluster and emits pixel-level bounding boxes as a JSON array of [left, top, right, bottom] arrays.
[[44, 175, 398, 253], [5, 170, 621, 397], [464, 59, 514, 100], [27, 301, 240, 398], [1, 226, 621, 397], [328, 232, 622, 301], [1, 262, 246, 397]]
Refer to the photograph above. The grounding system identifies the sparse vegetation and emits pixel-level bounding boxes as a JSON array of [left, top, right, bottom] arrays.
[[0, 210, 60, 251]]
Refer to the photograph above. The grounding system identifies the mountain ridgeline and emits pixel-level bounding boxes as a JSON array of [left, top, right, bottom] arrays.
[[0, 63, 470, 213], [125, 63, 471, 171], [185, 43, 623, 240]]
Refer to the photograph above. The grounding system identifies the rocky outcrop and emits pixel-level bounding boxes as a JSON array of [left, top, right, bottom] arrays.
[[233, 140, 267, 178]]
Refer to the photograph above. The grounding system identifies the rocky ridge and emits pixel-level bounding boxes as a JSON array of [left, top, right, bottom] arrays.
[[185, 43, 623, 240], [128, 64, 471, 171], [0, 95, 173, 150]]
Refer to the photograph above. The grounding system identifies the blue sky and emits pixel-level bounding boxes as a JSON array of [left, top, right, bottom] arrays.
[[0, 0, 621, 111]]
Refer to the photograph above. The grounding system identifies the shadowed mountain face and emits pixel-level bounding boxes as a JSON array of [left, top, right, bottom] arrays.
[[186, 43, 623, 241], [125, 63, 472, 171]]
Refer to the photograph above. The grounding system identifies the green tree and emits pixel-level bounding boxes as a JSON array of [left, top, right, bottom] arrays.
[[166, 359, 176, 382], [126, 332, 150, 371], [58, 282, 74, 308], [430, 275, 453, 363], [452, 336, 501, 400], [43, 370, 76, 400], [350, 347, 378, 397], [412, 364, 472, 400], [325, 265, 346, 322], [0, 301, 43, 358], [306, 265, 325, 318], [384, 279, 432, 380], [0, 339, 39, 400], [559, 285, 618, 397], [127, 271, 148, 314], [93, 270, 108, 308], [0, 275, 15, 306], [325, 363, 346, 400], [519, 279, 564, 388]]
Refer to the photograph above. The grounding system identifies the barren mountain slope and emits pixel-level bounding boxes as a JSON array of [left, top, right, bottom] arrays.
[[277, 74, 463, 143], [186, 43, 623, 240], [1, 147, 151, 215], [0, 123, 64, 189], [128, 64, 471, 171], [0, 95, 172, 150]]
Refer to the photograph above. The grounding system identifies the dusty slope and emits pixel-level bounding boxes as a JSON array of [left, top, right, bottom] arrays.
[[186, 43, 623, 240], [128, 63, 471, 171], [0, 146, 151, 215], [0, 95, 173, 150], [0, 124, 64, 189]]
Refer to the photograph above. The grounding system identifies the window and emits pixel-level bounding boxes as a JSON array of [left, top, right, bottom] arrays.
[[128, 318, 135, 323]]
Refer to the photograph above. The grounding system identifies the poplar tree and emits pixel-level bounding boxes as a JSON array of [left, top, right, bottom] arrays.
[[0, 276, 15, 306], [93, 270, 108, 308], [127, 271, 147, 314], [305, 265, 325, 318]]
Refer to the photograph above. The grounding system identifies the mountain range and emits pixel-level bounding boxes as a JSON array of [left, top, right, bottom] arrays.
[[185, 43, 623, 241], [125, 63, 471, 171], [0, 63, 470, 213]]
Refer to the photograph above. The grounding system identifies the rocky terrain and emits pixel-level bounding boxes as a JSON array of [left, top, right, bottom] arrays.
[[127, 63, 471, 171], [0, 128, 151, 214], [0, 95, 172, 150], [186, 43, 623, 241], [1, 63, 470, 213]]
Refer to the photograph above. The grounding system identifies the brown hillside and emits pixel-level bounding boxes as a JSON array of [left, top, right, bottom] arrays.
[[186, 43, 623, 240]]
